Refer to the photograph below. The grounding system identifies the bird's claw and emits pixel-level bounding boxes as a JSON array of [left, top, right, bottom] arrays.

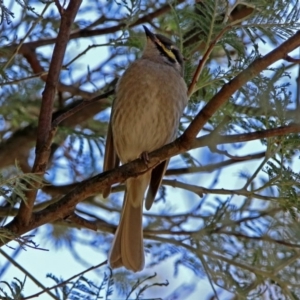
[[140, 151, 150, 165]]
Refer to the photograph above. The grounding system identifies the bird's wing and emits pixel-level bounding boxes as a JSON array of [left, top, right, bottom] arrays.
[[103, 119, 120, 197], [145, 159, 169, 210]]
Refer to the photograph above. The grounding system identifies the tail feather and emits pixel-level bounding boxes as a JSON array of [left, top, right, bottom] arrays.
[[145, 160, 169, 210], [109, 173, 150, 272]]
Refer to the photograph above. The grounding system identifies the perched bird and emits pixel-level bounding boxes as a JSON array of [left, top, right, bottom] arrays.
[[103, 26, 188, 272]]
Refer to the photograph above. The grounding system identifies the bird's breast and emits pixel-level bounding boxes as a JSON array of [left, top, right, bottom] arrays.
[[112, 59, 188, 163]]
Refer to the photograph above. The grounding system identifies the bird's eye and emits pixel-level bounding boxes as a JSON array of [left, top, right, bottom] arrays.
[[164, 44, 173, 51]]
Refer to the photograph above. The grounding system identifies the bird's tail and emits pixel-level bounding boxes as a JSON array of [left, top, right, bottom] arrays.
[[109, 173, 150, 272]]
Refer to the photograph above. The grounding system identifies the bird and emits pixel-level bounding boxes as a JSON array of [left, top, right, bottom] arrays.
[[103, 26, 188, 272]]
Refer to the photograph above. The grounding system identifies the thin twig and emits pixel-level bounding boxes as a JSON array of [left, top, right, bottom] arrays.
[[182, 31, 300, 147], [22, 261, 107, 299], [187, 26, 231, 96], [0, 249, 57, 299], [284, 54, 300, 64], [67, 213, 98, 231], [2, 3, 51, 71], [6, 0, 186, 53], [0, 72, 49, 86], [215, 231, 300, 249], [54, 0, 64, 16], [162, 179, 279, 201], [63, 44, 114, 68], [52, 89, 114, 128], [242, 151, 271, 189]]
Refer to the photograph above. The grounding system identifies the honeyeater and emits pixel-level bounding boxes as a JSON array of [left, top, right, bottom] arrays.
[[103, 26, 188, 272]]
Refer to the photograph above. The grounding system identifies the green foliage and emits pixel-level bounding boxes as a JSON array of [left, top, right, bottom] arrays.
[[0, 2, 15, 25], [0, 271, 168, 300], [1, 0, 300, 299], [46, 272, 114, 300], [0, 276, 25, 300], [0, 162, 44, 204]]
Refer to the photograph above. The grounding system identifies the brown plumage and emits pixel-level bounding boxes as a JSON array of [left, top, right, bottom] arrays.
[[103, 26, 188, 272]]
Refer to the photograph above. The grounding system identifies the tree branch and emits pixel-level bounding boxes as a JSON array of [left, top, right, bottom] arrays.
[[181, 30, 300, 148], [51, 89, 114, 127], [0, 249, 57, 299], [22, 260, 107, 299], [16, 0, 83, 225], [3, 28, 300, 245], [192, 123, 300, 150], [0, 98, 110, 170], [6, 0, 185, 54], [22, 44, 93, 98]]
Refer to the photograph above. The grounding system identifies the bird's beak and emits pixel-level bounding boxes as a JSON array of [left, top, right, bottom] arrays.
[[143, 25, 157, 44]]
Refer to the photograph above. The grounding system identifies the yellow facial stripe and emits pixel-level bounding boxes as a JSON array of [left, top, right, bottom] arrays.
[[156, 39, 176, 61]]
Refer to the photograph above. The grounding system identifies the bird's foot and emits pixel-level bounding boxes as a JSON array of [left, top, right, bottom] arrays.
[[140, 151, 150, 165]]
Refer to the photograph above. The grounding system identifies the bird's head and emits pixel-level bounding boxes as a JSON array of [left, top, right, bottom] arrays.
[[142, 26, 184, 76]]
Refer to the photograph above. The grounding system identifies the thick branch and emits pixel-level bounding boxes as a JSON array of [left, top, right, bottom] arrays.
[[0, 99, 110, 170], [3, 30, 300, 244], [181, 30, 300, 148], [16, 0, 83, 225]]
